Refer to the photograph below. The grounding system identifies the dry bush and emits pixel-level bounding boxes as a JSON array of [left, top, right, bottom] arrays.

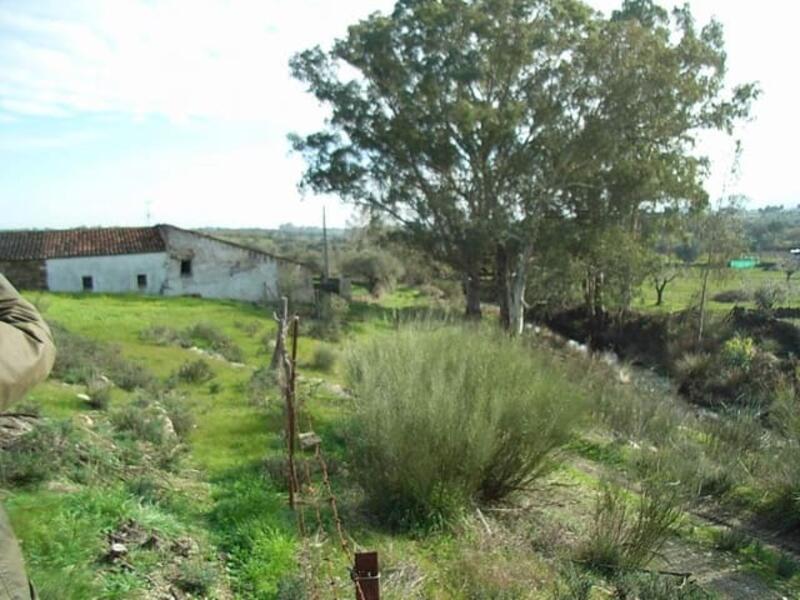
[[345, 326, 588, 527], [577, 479, 683, 572]]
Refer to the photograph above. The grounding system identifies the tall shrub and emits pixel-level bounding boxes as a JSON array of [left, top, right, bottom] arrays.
[[345, 326, 587, 526]]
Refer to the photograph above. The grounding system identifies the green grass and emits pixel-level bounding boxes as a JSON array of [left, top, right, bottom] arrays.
[[634, 265, 798, 313], [7, 287, 800, 599]]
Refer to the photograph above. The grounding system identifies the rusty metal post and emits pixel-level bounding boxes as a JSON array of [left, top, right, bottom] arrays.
[[353, 552, 379, 600], [285, 315, 301, 511]]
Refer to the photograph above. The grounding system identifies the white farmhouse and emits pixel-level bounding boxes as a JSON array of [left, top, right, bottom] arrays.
[[0, 224, 315, 303]]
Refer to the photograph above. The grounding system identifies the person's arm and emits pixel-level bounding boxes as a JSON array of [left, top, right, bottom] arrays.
[[0, 274, 56, 409]]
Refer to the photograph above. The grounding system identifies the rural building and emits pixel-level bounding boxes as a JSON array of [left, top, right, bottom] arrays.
[[0, 225, 315, 304]]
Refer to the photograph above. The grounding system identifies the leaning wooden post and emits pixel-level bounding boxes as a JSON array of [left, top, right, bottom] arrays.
[[270, 297, 288, 370], [283, 314, 301, 511], [352, 552, 380, 600]]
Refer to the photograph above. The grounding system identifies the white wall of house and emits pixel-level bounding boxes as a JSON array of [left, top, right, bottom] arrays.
[[160, 227, 314, 303], [46, 252, 168, 294], [42, 228, 315, 303]]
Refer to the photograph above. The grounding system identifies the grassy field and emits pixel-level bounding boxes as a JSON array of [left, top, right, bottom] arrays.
[[633, 265, 798, 314], [4, 286, 800, 599]]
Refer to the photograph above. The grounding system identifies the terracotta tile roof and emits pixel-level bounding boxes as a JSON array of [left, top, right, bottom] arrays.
[[0, 227, 167, 260]]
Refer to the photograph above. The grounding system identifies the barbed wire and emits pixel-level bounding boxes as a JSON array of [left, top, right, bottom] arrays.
[[274, 309, 369, 600]]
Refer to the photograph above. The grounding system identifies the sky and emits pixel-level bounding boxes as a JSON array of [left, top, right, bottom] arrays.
[[1, 0, 798, 231]]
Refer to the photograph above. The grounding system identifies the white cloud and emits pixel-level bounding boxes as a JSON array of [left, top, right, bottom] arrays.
[[1, 0, 799, 218], [0, 0, 394, 123]]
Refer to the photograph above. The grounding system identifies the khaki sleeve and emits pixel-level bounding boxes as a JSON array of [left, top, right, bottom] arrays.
[[0, 274, 56, 410]]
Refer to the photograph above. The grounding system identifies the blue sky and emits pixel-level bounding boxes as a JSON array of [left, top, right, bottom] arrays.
[[1, 0, 798, 230]]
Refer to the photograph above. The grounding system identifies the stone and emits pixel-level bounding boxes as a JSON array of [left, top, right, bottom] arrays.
[[299, 431, 322, 450]]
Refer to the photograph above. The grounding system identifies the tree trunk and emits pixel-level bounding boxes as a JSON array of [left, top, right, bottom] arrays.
[[507, 245, 533, 336], [655, 281, 665, 306], [697, 265, 710, 344], [496, 245, 510, 330], [588, 270, 605, 350], [464, 273, 482, 320]]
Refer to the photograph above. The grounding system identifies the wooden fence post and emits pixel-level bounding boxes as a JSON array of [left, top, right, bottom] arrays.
[[286, 315, 300, 510], [353, 551, 380, 600]]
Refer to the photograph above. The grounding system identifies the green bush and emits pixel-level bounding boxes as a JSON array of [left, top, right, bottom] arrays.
[[185, 322, 244, 363], [141, 322, 244, 362], [51, 322, 154, 390], [341, 249, 404, 295], [712, 527, 751, 552], [86, 379, 112, 410], [110, 392, 191, 445], [309, 295, 349, 341], [138, 325, 190, 347], [174, 558, 218, 595], [0, 420, 113, 487], [246, 366, 278, 405], [176, 359, 214, 384], [345, 326, 587, 527], [612, 572, 709, 599], [712, 289, 752, 303], [577, 479, 683, 572], [310, 345, 337, 372], [754, 284, 786, 312], [721, 335, 757, 371]]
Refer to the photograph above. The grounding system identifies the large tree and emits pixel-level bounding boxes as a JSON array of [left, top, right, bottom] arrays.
[[290, 0, 756, 333], [290, 0, 593, 322], [559, 0, 757, 336]]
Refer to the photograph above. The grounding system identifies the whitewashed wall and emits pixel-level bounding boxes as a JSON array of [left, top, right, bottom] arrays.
[[160, 227, 314, 303], [43, 228, 315, 303], [46, 252, 168, 294]]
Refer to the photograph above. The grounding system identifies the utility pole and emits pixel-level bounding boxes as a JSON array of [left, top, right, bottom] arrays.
[[322, 206, 330, 282]]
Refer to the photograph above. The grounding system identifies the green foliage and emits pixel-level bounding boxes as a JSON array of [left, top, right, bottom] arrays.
[[139, 324, 191, 347], [86, 378, 112, 410], [721, 335, 757, 371], [611, 572, 710, 600], [291, 0, 756, 324], [174, 558, 218, 595], [341, 249, 405, 295], [345, 326, 587, 526], [310, 345, 337, 372], [712, 527, 751, 552], [51, 322, 154, 390], [184, 322, 245, 362], [754, 284, 787, 312], [176, 359, 214, 384], [140, 321, 245, 362], [309, 294, 349, 340], [551, 565, 594, 600], [577, 479, 683, 572], [712, 288, 752, 303], [246, 366, 278, 405], [0, 420, 85, 486]]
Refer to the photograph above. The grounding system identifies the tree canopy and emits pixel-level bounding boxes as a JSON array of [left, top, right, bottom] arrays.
[[290, 0, 757, 330]]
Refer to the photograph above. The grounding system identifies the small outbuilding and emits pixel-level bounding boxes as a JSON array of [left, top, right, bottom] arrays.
[[0, 224, 315, 304]]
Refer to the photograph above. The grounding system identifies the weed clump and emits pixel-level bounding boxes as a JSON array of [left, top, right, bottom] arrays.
[[140, 322, 244, 362], [712, 289, 752, 303], [577, 479, 683, 572], [0, 419, 117, 486], [246, 366, 278, 405], [308, 295, 349, 341], [86, 379, 112, 410], [185, 322, 244, 362], [51, 322, 154, 390], [310, 345, 337, 372], [346, 326, 587, 527], [175, 359, 214, 384]]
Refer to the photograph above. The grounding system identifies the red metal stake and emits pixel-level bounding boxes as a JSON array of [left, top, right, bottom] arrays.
[[353, 552, 380, 600]]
